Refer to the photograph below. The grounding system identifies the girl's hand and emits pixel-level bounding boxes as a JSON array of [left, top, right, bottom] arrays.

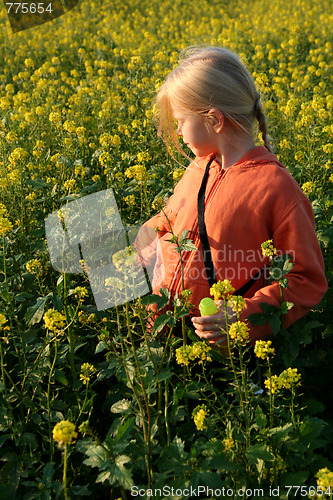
[[191, 303, 236, 346]]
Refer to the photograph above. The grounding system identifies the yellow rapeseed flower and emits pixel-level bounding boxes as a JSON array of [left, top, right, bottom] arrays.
[[0, 217, 13, 236], [228, 321, 250, 343], [125, 194, 136, 206], [254, 340, 275, 360], [316, 467, 333, 491], [175, 342, 212, 366], [192, 405, 209, 431], [261, 240, 277, 259], [73, 286, 88, 300], [79, 363, 96, 385], [99, 133, 113, 148], [125, 164, 147, 182], [8, 147, 28, 164], [173, 169, 184, 182], [301, 181, 315, 196], [63, 120, 76, 133], [99, 152, 111, 166], [26, 259, 43, 275], [49, 111, 62, 125], [43, 309, 66, 332], [227, 295, 245, 314], [210, 280, 235, 301], [52, 420, 78, 446], [64, 179, 76, 192], [264, 374, 280, 394], [0, 313, 8, 328], [222, 437, 235, 451], [278, 367, 301, 390]]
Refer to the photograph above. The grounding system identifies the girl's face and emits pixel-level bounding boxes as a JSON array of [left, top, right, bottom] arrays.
[[172, 108, 218, 158]]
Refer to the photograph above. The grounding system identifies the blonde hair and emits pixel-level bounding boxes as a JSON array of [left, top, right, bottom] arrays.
[[155, 46, 272, 156]]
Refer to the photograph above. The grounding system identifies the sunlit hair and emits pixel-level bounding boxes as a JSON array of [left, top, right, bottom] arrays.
[[154, 46, 272, 158]]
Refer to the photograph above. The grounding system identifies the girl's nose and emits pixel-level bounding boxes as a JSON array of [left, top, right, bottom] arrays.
[[176, 126, 182, 136]]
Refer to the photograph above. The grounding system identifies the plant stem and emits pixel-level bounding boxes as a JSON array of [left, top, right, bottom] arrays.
[[238, 347, 250, 448], [290, 386, 296, 425], [62, 273, 77, 382], [63, 444, 69, 500], [268, 359, 274, 427], [47, 330, 58, 459], [224, 300, 244, 411], [124, 302, 152, 488], [163, 380, 172, 448]]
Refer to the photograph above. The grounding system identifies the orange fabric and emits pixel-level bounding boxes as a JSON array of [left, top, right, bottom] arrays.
[[143, 146, 327, 341]]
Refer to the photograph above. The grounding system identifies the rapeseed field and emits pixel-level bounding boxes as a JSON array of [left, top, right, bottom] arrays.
[[0, 0, 332, 498]]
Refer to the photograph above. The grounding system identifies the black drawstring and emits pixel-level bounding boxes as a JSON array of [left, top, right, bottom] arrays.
[[197, 158, 262, 296], [197, 157, 216, 287]]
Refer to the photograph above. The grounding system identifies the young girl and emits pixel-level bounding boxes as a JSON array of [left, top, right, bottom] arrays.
[[141, 46, 327, 345]]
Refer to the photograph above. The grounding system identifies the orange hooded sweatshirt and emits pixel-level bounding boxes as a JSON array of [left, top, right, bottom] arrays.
[[142, 146, 327, 342]]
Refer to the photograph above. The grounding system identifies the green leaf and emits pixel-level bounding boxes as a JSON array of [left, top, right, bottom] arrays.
[[141, 288, 170, 310], [179, 229, 189, 241], [281, 471, 309, 488], [255, 405, 267, 429], [305, 398, 326, 415], [115, 454, 131, 467], [181, 241, 197, 252], [26, 178, 51, 189], [42, 462, 55, 487], [54, 370, 68, 386], [24, 293, 53, 326], [190, 470, 224, 489], [95, 341, 107, 354], [157, 369, 174, 382], [246, 443, 274, 463], [109, 460, 133, 489], [96, 470, 110, 483], [279, 277, 289, 288], [110, 399, 131, 414], [152, 314, 171, 335], [283, 261, 294, 273], [22, 433, 38, 449], [280, 301, 294, 315], [269, 315, 282, 335], [322, 324, 333, 339], [14, 292, 34, 302], [268, 423, 294, 441], [296, 416, 327, 448], [115, 417, 135, 443], [71, 485, 91, 496], [83, 445, 107, 468], [0, 435, 11, 447], [79, 182, 103, 195]]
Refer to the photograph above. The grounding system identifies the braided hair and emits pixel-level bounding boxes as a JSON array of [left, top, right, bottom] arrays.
[[254, 92, 272, 152]]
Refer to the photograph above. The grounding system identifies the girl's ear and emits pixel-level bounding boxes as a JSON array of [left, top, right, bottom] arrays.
[[208, 108, 224, 134], [207, 108, 224, 133]]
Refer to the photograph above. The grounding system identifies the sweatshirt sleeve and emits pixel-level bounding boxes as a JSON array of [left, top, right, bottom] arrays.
[[240, 198, 327, 342]]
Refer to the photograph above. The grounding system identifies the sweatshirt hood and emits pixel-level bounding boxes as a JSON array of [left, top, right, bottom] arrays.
[[197, 146, 284, 170], [233, 146, 284, 169]]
